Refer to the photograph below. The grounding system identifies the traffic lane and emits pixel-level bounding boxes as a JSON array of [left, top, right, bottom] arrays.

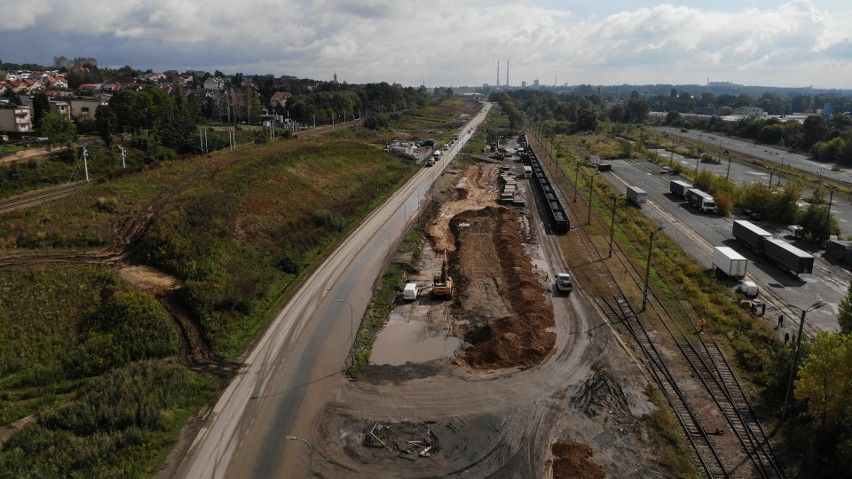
[[608, 158, 843, 332], [651, 144, 852, 238], [655, 126, 848, 187]]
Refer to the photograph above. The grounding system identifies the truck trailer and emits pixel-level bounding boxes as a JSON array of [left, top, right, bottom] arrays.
[[713, 246, 748, 278], [686, 188, 717, 213], [669, 180, 692, 198], [732, 220, 773, 251], [762, 238, 815, 275], [626, 185, 647, 206]]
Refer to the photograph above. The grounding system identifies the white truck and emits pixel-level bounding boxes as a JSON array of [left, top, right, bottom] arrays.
[[712, 246, 748, 278], [626, 185, 647, 206], [523, 165, 533, 178], [686, 188, 717, 213]]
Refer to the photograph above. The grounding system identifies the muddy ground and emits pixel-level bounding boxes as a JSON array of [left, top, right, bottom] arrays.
[[308, 149, 661, 477]]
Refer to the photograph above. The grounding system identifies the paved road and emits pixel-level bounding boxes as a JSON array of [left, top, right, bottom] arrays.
[[174, 104, 492, 479], [605, 157, 844, 335]]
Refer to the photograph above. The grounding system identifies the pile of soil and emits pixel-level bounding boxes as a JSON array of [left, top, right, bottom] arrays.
[[458, 207, 556, 368], [549, 439, 607, 479]]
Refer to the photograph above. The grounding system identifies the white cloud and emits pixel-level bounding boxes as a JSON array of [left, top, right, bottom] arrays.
[[0, 0, 850, 88]]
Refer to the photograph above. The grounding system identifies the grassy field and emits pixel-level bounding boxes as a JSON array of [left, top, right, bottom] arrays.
[[0, 99, 475, 475]]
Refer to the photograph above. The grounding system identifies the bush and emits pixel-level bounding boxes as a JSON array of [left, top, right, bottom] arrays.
[[313, 209, 347, 232]]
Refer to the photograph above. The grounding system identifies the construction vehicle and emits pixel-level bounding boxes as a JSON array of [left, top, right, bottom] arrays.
[[432, 254, 454, 299]]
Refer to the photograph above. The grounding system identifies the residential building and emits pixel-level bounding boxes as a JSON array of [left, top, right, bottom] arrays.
[[0, 106, 33, 132], [49, 101, 72, 120], [69, 99, 108, 121]]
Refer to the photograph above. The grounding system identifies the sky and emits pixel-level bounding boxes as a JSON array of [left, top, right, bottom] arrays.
[[1, 0, 851, 89]]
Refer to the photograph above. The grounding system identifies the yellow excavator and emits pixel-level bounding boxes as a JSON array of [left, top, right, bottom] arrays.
[[432, 253, 454, 299]]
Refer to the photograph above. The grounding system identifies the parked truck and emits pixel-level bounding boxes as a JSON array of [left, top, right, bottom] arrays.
[[712, 246, 748, 278], [626, 185, 647, 206], [669, 180, 692, 198], [762, 238, 815, 275], [686, 188, 717, 213], [732, 220, 772, 251]]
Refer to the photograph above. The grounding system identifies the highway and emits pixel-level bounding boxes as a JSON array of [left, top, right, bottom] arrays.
[[604, 153, 845, 335], [174, 103, 492, 478]]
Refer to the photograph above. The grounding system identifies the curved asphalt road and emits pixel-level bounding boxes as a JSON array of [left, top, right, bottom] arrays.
[[174, 103, 492, 478]]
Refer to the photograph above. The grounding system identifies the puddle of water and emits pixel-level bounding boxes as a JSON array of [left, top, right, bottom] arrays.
[[371, 313, 462, 366]]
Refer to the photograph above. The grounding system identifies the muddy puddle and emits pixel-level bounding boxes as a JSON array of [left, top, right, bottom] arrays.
[[371, 313, 462, 365]]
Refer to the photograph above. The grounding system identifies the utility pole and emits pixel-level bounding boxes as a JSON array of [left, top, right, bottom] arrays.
[[118, 145, 126, 169], [82, 146, 89, 182]]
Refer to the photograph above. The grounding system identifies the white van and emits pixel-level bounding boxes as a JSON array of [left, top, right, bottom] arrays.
[[403, 283, 418, 300]]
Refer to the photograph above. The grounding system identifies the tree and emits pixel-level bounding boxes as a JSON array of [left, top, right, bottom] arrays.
[[575, 108, 598, 132], [795, 332, 852, 430], [666, 110, 681, 125], [95, 104, 117, 146], [32, 92, 50, 128], [40, 112, 77, 147], [839, 280, 852, 335]]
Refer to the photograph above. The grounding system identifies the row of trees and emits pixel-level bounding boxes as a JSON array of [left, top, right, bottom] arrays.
[[681, 114, 852, 165]]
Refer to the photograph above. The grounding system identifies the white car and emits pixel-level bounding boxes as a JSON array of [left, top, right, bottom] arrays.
[[659, 167, 670, 174], [555, 273, 574, 294]]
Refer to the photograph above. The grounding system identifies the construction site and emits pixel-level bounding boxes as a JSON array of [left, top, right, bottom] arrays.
[[306, 135, 662, 478]]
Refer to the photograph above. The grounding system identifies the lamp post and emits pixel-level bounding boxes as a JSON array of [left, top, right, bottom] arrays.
[[826, 186, 837, 238], [283, 435, 314, 472], [782, 300, 826, 420], [587, 171, 599, 225], [641, 225, 666, 311], [694, 156, 701, 177], [573, 160, 582, 203], [718, 138, 723, 164], [724, 150, 732, 180], [337, 298, 354, 340], [669, 140, 675, 170], [608, 194, 623, 258]]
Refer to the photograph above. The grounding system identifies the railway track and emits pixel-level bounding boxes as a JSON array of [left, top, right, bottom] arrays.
[[525, 130, 785, 478], [0, 183, 88, 214]]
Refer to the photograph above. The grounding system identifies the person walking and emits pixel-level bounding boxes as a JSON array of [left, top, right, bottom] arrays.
[[784, 332, 790, 344], [777, 314, 784, 329], [761, 303, 766, 316], [699, 318, 707, 334]]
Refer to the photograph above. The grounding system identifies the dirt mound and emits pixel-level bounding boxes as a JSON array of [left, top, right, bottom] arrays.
[[549, 439, 607, 479], [459, 207, 555, 369], [428, 165, 499, 253]]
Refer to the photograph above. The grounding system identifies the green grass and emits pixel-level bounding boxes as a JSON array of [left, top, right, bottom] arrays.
[[642, 386, 700, 478], [0, 99, 477, 475]]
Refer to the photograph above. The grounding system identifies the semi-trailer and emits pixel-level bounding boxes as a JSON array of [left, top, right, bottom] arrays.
[[732, 220, 772, 251], [713, 246, 748, 278], [762, 238, 815, 275], [669, 180, 691, 198], [686, 188, 717, 213], [626, 185, 647, 206]]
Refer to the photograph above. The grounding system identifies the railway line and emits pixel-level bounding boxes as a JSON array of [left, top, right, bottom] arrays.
[[524, 131, 785, 479], [0, 183, 87, 214]]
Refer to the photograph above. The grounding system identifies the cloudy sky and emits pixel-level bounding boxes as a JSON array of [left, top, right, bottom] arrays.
[[2, 1, 851, 89]]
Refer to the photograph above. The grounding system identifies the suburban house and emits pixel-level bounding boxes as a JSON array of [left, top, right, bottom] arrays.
[[69, 98, 108, 121], [49, 101, 72, 120], [270, 91, 292, 109]]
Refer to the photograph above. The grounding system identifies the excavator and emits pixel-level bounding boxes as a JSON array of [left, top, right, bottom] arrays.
[[432, 253, 454, 299]]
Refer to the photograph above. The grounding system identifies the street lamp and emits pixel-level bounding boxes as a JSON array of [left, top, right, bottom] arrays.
[[608, 194, 623, 258], [641, 225, 666, 311], [337, 298, 354, 341], [782, 300, 826, 420], [284, 435, 314, 472], [587, 171, 600, 225], [724, 150, 732, 180], [573, 160, 582, 203], [669, 140, 675, 170]]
